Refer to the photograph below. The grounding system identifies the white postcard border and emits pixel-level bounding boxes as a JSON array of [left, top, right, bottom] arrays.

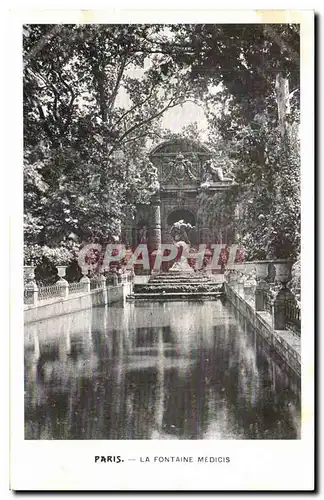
[[8, 9, 314, 491]]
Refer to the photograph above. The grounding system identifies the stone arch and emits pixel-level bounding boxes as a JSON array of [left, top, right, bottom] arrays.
[[166, 208, 196, 227], [166, 208, 198, 246]]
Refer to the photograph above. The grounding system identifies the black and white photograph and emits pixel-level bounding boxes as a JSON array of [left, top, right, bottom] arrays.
[[9, 9, 314, 491]]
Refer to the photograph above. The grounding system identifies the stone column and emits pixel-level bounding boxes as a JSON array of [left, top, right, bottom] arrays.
[[233, 203, 241, 244], [80, 274, 91, 293], [254, 262, 270, 312], [24, 265, 38, 305], [255, 280, 267, 311], [237, 275, 245, 296], [149, 193, 162, 251], [99, 273, 108, 305], [58, 278, 69, 298]]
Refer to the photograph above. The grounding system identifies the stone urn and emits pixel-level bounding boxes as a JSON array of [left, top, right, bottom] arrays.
[[80, 266, 89, 277], [56, 265, 67, 279], [253, 261, 269, 281], [24, 265, 35, 283], [273, 260, 293, 285]]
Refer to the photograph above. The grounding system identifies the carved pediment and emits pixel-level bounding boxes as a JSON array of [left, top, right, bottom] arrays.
[[150, 139, 211, 187], [160, 153, 201, 184]]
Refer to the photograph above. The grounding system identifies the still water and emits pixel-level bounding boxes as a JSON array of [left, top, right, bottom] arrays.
[[25, 299, 300, 440]]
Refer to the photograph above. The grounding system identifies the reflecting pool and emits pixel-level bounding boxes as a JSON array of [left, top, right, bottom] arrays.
[[25, 299, 300, 439]]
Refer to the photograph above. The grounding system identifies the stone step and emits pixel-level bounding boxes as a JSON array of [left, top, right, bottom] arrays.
[[148, 277, 220, 282], [134, 283, 222, 290], [147, 282, 216, 286], [127, 291, 223, 301], [149, 273, 210, 278], [133, 272, 225, 297], [150, 274, 215, 281], [149, 275, 210, 277], [134, 285, 224, 294]]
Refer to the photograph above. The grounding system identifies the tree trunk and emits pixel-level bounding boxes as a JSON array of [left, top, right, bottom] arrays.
[[275, 72, 290, 137]]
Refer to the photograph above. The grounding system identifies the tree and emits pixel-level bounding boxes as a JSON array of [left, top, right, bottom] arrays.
[[196, 93, 300, 259], [23, 24, 194, 254], [23, 23, 301, 263], [169, 24, 301, 259]]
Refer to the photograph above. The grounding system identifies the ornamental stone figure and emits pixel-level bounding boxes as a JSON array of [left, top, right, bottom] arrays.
[[170, 220, 194, 245], [138, 224, 148, 244], [161, 153, 199, 184], [202, 159, 233, 184], [169, 221, 196, 273], [169, 240, 195, 273]]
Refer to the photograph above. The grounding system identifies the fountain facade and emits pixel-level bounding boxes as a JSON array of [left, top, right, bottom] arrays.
[[122, 138, 235, 251]]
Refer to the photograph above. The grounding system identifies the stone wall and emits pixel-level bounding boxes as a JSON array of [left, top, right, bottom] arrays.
[[225, 282, 301, 376]]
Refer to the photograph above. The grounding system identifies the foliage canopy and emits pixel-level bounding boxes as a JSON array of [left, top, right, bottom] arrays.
[[24, 23, 300, 265]]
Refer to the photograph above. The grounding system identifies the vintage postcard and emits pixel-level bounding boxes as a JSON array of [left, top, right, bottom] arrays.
[[9, 9, 314, 491]]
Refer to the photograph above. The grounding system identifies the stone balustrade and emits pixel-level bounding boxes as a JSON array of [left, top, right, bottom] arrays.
[[24, 274, 91, 306], [24, 266, 134, 323], [226, 259, 301, 335]]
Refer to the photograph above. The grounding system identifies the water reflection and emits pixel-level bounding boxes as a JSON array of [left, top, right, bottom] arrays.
[[25, 300, 300, 440]]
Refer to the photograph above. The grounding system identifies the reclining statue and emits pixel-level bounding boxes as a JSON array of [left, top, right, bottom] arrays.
[[202, 160, 234, 184]]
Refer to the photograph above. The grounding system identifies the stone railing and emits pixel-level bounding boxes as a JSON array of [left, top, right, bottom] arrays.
[[38, 283, 66, 301], [24, 277, 91, 306], [69, 281, 87, 295], [90, 276, 104, 290], [225, 259, 301, 335], [24, 266, 134, 307], [284, 298, 301, 334], [264, 289, 275, 316]]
